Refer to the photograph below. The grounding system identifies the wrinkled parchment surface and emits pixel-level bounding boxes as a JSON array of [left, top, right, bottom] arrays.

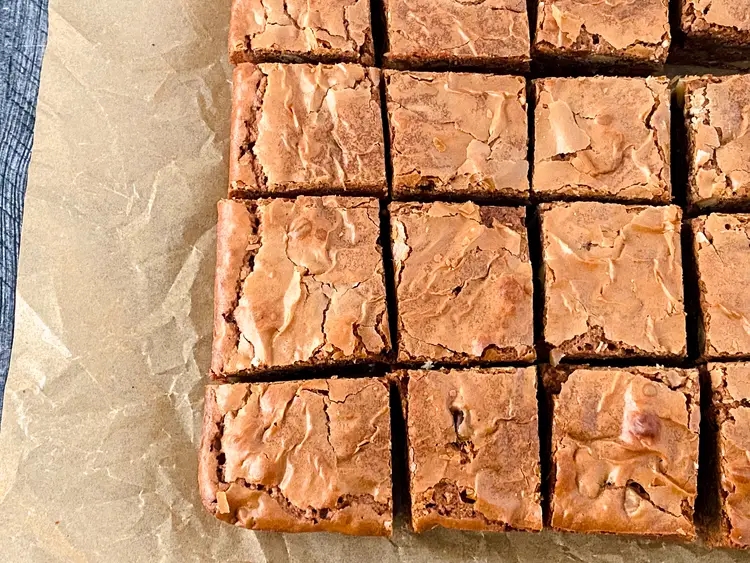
[[1, 0, 750, 561]]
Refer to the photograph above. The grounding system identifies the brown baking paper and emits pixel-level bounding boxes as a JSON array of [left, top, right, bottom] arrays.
[[0, 0, 748, 561]]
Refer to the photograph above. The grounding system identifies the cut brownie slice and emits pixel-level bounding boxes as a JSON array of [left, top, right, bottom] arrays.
[[546, 366, 700, 538], [680, 0, 750, 64], [383, 0, 530, 71], [199, 378, 392, 535], [390, 201, 535, 364], [682, 75, 750, 210], [385, 71, 529, 201], [533, 77, 671, 203], [692, 214, 750, 359], [404, 367, 542, 533], [212, 197, 390, 378], [533, 0, 670, 70], [541, 202, 687, 362], [230, 63, 386, 197], [710, 362, 750, 548]]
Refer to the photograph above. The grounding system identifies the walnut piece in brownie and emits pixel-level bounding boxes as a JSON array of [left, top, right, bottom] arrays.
[[404, 367, 542, 533], [230, 63, 386, 197], [212, 197, 390, 378], [710, 362, 750, 548], [229, 0, 375, 65], [541, 202, 687, 362], [692, 214, 750, 359], [533, 77, 671, 203], [199, 378, 392, 535], [534, 0, 670, 69], [385, 71, 529, 201], [383, 0, 530, 70], [547, 366, 700, 538], [683, 75, 750, 209], [390, 201, 535, 364]]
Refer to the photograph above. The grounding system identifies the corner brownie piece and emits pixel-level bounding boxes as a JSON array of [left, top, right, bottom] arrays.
[[533, 77, 671, 203], [541, 202, 687, 362], [710, 362, 750, 548], [229, 0, 375, 65], [383, 0, 530, 70], [692, 214, 750, 359], [534, 0, 670, 70], [385, 71, 529, 201], [681, 0, 750, 63], [547, 366, 700, 538], [212, 197, 390, 378], [199, 378, 392, 535], [404, 367, 542, 533], [683, 75, 750, 209], [230, 63, 386, 198], [390, 201, 534, 364]]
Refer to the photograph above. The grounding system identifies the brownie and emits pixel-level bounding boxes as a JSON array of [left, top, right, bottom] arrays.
[[541, 202, 687, 362], [212, 197, 390, 378], [229, 0, 375, 65], [403, 367, 542, 533], [710, 362, 750, 548], [683, 75, 750, 210], [229, 63, 386, 198], [199, 378, 392, 535], [680, 0, 750, 64], [546, 366, 700, 538], [390, 201, 535, 364], [383, 0, 530, 71], [533, 0, 670, 70], [533, 77, 671, 203], [692, 214, 750, 359], [385, 71, 529, 201]]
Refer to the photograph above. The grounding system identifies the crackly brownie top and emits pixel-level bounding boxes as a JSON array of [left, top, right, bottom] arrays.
[[682, 0, 750, 35], [391, 201, 534, 362], [385, 71, 529, 197], [406, 367, 542, 531], [710, 362, 750, 547], [542, 202, 686, 358], [551, 367, 700, 537], [684, 75, 750, 206], [534, 77, 670, 201], [535, 0, 670, 61], [385, 0, 530, 62], [693, 214, 750, 358], [229, 0, 372, 61], [206, 378, 391, 533], [212, 198, 389, 375], [231, 63, 385, 193]]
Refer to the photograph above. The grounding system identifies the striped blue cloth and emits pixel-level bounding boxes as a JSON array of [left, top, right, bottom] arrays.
[[0, 0, 49, 421]]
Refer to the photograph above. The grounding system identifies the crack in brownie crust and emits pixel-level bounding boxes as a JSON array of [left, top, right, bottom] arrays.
[[199, 378, 393, 535], [212, 197, 390, 377], [547, 366, 700, 538], [403, 367, 542, 533]]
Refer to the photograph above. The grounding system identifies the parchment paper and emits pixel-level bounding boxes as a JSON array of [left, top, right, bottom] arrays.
[[1, 1, 749, 561]]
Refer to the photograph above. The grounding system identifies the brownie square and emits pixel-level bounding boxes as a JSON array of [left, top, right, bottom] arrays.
[[692, 214, 750, 359], [541, 202, 687, 362], [383, 0, 530, 70], [534, 0, 670, 69], [199, 378, 392, 535], [710, 362, 750, 548], [683, 75, 750, 210], [533, 77, 671, 203], [212, 197, 390, 378], [229, 0, 375, 65], [229, 63, 386, 198], [547, 366, 700, 538], [390, 201, 535, 364], [404, 367, 542, 533], [681, 0, 750, 63], [385, 71, 529, 201]]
